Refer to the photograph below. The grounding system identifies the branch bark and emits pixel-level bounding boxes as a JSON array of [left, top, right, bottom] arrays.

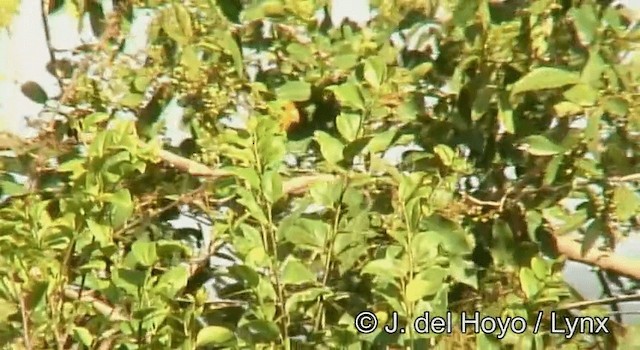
[[552, 234, 640, 280]]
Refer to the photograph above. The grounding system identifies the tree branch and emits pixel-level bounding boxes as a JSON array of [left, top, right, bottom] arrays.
[[63, 286, 128, 322], [552, 234, 640, 280]]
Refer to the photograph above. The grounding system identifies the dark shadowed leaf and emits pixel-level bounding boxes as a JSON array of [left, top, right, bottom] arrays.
[[20, 81, 48, 104], [216, 0, 243, 23]]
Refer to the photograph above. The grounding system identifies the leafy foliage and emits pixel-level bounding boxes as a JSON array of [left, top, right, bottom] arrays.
[[1, 0, 640, 349]]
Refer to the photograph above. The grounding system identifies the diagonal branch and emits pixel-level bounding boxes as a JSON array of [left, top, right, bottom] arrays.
[[552, 234, 640, 280], [557, 292, 640, 311]]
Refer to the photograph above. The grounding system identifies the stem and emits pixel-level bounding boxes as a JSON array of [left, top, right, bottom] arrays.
[[40, 0, 64, 93], [19, 288, 32, 350], [401, 201, 416, 349], [313, 200, 343, 331], [265, 202, 290, 345], [251, 129, 289, 346]]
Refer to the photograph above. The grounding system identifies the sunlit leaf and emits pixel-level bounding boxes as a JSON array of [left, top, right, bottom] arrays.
[[511, 68, 580, 95]]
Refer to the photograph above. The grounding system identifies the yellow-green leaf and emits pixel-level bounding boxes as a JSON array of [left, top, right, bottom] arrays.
[[518, 135, 566, 156], [511, 68, 580, 96], [276, 80, 311, 101], [613, 186, 640, 221], [314, 131, 344, 164], [196, 326, 235, 347]]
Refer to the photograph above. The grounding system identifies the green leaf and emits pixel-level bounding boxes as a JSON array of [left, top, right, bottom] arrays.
[[434, 144, 455, 167], [131, 241, 158, 267], [162, 4, 193, 44], [237, 320, 280, 342], [196, 326, 235, 347], [333, 54, 359, 70], [120, 93, 144, 108], [398, 172, 425, 203], [114, 268, 147, 293], [581, 218, 602, 256], [366, 128, 396, 154], [452, 0, 479, 26], [581, 49, 607, 86], [230, 167, 261, 190], [563, 83, 598, 106], [511, 68, 580, 95], [261, 170, 283, 203], [519, 267, 541, 299], [477, 333, 501, 350], [0, 0, 19, 27], [84, 112, 109, 128], [410, 62, 433, 78], [285, 288, 330, 313], [472, 87, 494, 121], [236, 187, 268, 224], [281, 257, 316, 285], [181, 45, 201, 80], [286, 42, 313, 63], [363, 56, 386, 90], [424, 217, 474, 255], [496, 91, 515, 134], [220, 32, 244, 76], [613, 186, 640, 221], [336, 113, 361, 142], [492, 219, 515, 266], [87, 1, 105, 36], [72, 327, 94, 347], [557, 209, 588, 235], [519, 135, 566, 156], [20, 81, 48, 104], [27, 281, 49, 310], [362, 259, 404, 279], [0, 180, 27, 196], [329, 82, 365, 110], [553, 101, 583, 117], [314, 131, 344, 164], [276, 80, 311, 101], [569, 4, 598, 44], [543, 155, 564, 185], [310, 179, 344, 207], [406, 269, 446, 302], [79, 259, 106, 273], [106, 189, 134, 228], [282, 219, 328, 249], [0, 301, 18, 322], [603, 97, 629, 117], [449, 256, 478, 289], [531, 257, 549, 280], [216, 0, 243, 23], [156, 265, 188, 298]]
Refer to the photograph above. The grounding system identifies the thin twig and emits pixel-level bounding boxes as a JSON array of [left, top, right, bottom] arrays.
[[113, 185, 207, 237], [557, 292, 640, 311], [462, 193, 501, 207], [40, 0, 64, 93], [63, 287, 128, 322]]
